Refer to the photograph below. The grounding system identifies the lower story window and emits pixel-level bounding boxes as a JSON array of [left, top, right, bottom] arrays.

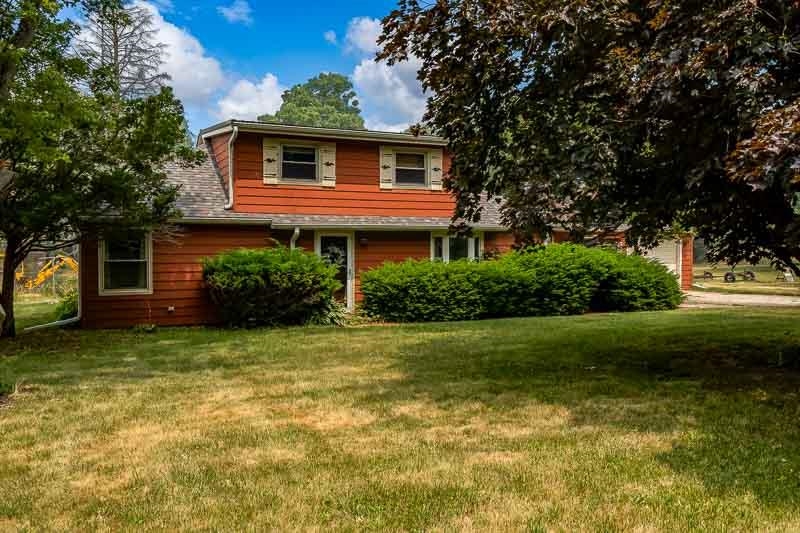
[[99, 232, 152, 295], [431, 233, 482, 262]]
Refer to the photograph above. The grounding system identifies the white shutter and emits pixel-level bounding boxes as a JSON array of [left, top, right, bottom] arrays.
[[263, 139, 280, 184], [320, 144, 336, 187], [379, 146, 394, 189], [429, 148, 444, 191]]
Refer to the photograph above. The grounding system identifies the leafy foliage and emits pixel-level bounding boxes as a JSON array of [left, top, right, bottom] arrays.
[[202, 247, 342, 328], [0, 0, 202, 337], [361, 245, 682, 322], [379, 1, 800, 269], [54, 289, 78, 321], [258, 72, 366, 129]]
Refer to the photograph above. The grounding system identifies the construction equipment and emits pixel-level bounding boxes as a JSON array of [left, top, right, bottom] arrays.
[[23, 255, 78, 290], [0, 252, 26, 282]]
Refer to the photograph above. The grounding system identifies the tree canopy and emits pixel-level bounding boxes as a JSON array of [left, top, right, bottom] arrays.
[[258, 72, 366, 130], [75, 3, 170, 99], [0, 0, 200, 338], [379, 1, 800, 270]]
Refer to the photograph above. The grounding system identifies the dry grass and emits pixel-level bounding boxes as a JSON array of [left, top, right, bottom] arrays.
[[2, 307, 800, 530]]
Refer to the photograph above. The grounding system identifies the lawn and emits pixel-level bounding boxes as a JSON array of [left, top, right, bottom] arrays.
[[2, 307, 800, 530], [693, 264, 800, 296]]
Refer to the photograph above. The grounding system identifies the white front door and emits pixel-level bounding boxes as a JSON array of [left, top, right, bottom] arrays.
[[315, 232, 354, 310]]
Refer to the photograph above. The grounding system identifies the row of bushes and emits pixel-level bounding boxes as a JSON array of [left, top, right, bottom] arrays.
[[201, 244, 681, 327], [360, 244, 682, 322]]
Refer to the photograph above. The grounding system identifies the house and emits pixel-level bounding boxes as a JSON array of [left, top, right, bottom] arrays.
[[78, 120, 694, 328]]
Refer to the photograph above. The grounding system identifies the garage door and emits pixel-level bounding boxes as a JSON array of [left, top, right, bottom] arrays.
[[643, 240, 681, 280]]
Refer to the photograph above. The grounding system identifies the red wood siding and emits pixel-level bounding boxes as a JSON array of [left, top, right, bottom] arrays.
[[232, 132, 456, 217], [209, 133, 231, 185], [81, 225, 274, 329], [353, 231, 431, 300], [681, 237, 694, 290], [484, 232, 516, 254]]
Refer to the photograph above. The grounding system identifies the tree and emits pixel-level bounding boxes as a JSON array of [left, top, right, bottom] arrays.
[[258, 73, 366, 130], [0, 0, 201, 338], [74, 3, 170, 99], [379, 1, 800, 271]]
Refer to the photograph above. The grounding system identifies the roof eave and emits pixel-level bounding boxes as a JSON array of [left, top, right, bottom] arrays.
[[199, 120, 448, 147]]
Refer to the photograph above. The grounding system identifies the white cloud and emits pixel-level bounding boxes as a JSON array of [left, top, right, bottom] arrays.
[[344, 17, 382, 55], [352, 55, 426, 132], [217, 0, 253, 25], [134, 1, 225, 106], [216, 74, 284, 120], [323, 30, 337, 45], [340, 16, 426, 132]]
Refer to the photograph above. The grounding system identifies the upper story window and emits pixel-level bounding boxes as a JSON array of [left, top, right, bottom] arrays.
[[394, 152, 427, 187], [380, 146, 444, 191], [99, 232, 153, 295], [281, 145, 318, 181], [431, 233, 483, 262], [263, 139, 337, 187]]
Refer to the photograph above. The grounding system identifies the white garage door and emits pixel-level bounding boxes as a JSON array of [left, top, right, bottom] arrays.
[[643, 240, 681, 280]]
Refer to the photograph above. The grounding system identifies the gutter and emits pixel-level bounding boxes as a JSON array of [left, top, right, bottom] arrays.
[[289, 227, 301, 249], [24, 243, 81, 332], [224, 126, 239, 210]]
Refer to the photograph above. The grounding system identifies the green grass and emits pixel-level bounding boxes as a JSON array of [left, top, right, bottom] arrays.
[[9, 294, 59, 331], [3, 307, 800, 530], [694, 264, 800, 295]]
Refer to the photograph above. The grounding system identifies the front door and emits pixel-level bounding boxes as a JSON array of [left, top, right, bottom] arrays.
[[316, 233, 353, 310]]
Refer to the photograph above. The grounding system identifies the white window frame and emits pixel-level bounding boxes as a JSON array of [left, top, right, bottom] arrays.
[[314, 231, 355, 311], [279, 143, 320, 184], [393, 150, 429, 188], [98, 233, 153, 296], [430, 232, 483, 263]]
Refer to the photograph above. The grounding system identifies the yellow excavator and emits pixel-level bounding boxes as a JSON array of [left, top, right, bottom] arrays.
[[20, 254, 79, 290]]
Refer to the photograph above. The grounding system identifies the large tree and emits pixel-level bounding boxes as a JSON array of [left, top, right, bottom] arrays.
[[379, 1, 800, 270], [74, 2, 170, 99], [258, 72, 366, 130], [0, 0, 201, 338]]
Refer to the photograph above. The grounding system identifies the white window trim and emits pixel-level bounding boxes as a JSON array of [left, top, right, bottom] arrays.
[[98, 233, 154, 296], [430, 232, 483, 262], [279, 142, 321, 185], [393, 149, 429, 188], [314, 231, 355, 311]]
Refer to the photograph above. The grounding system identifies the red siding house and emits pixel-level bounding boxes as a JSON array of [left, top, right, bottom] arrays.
[[80, 120, 693, 328]]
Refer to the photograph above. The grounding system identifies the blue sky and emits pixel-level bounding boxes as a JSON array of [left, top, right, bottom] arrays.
[[119, 0, 425, 134]]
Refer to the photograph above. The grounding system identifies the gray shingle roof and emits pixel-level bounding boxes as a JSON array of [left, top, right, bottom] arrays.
[[165, 142, 507, 229]]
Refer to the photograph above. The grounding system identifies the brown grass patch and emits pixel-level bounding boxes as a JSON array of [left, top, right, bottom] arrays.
[[292, 406, 377, 431], [467, 451, 526, 466]]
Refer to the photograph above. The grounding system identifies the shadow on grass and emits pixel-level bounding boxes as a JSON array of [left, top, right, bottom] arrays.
[[2, 309, 800, 514], [370, 311, 800, 509]]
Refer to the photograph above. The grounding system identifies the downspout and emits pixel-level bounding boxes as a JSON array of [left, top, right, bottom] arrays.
[[224, 126, 239, 210], [290, 227, 301, 249], [25, 243, 81, 332]]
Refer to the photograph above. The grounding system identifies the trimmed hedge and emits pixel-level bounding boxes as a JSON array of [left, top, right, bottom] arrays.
[[203, 246, 341, 327], [361, 244, 682, 322]]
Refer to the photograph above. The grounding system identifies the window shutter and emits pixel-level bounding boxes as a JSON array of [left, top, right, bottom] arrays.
[[320, 144, 336, 187], [429, 148, 444, 191], [263, 139, 280, 184], [379, 146, 394, 189]]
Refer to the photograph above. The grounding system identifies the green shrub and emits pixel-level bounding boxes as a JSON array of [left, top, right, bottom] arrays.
[[203, 246, 341, 327], [54, 289, 78, 320], [361, 244, 682, 322], [309, 298, 349, 327]]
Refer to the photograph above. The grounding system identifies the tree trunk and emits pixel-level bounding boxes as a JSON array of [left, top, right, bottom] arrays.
[[0, 246, 17, 339]]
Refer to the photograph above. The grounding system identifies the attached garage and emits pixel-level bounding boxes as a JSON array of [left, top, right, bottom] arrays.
[[642, 239, 694, 291]]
